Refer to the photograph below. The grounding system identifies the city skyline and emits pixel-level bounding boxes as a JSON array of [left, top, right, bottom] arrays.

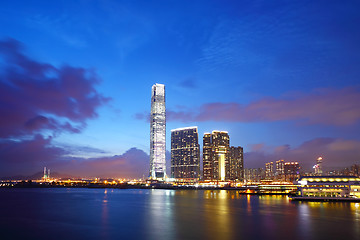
[[1, 0, 360, 178]]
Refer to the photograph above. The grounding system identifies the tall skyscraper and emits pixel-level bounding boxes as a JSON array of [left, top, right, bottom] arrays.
[[150, 83, 166, 179], [202, 133, 212, 180], [229, 146, 244, 181], [171, 127, 200, 180], [211, 131, 230, 181], [202, 131, 243, 181]]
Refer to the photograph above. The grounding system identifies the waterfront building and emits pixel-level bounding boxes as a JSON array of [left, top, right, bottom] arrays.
[[202, 130, 243, 181], [212, 131, 230, 181], [202, 131, 229, 181], [296, 176, 360, 199], [202, 133, 212, 180], [284, 162, 300, 182], [171, 127, 200, 180], [265, 162, 274, 180], [229, 146, 244, 181], [244, 168, 265, 183], [276, 160, 285, 181], [149, 83, 166, 179]]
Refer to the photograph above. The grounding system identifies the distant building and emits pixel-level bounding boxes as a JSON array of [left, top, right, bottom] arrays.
[[171, 127, 200, 180], [229, 146, 244, 181], [149, 83, 166, 179], [284, 162, 300, 182], [244, 168, 265, 182], [265, 162, 274, 180], [276, 160, 285, 180], [202, 131, 243, 181], [314, 157, 323, 175]]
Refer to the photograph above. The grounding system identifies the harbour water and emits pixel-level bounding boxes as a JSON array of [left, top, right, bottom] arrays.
[[0, 188, 359, 240]]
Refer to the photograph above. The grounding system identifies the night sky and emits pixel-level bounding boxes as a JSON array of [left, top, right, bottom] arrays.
[[1, 0, 360, 178]]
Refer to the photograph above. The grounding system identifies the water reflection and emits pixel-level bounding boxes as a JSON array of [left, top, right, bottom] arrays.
[[203, 190, 233, 240], [147, 189, 175, 240], [1, 189, 360, 240]]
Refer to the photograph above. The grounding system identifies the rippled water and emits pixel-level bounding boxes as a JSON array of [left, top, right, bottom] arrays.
[[0, 188, 359, 240]]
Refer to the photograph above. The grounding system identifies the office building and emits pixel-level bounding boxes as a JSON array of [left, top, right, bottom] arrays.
[[149, 83, 166, 179], [265, 162, 274, 180], [171, 127, 200, 180], [276, 160, 285, 180], [285, 162, 300, 182], [229, 146, 244, 181], [203, 133, 213, 180], [202, 131, 243, 181]]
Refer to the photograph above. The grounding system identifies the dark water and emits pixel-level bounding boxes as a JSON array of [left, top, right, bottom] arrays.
[[0, 188, 359, 240]]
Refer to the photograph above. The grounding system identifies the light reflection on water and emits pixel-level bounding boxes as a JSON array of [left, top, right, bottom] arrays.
[[0, 188, 359, 240]]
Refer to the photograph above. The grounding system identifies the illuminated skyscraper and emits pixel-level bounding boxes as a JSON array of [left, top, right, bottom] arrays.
[[229, 146, 244, 180], [150, 83, 166, 179], [276, 159, 285, 180], [202, 133, 212, 180], [171, 127, 200, 180], [202, 131, 231, 181], [265, 162, 274, 179]]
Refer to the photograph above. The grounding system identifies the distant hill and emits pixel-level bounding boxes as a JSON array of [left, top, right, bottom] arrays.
[[1, 172, 76, 180]]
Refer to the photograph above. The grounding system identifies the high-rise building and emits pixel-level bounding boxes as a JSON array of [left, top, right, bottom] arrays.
[[314, 157, 323, 175], [149, 83, 166, 179], [202, 131, 243, 181], [212, 131, 230, 181], [171, 127, 200, 180], [202, 133, 212, 180], [276, 159, 285, 180], [229, 146, 244, 181], [265, 162, 274, 179], [284, 162, 300, 182]]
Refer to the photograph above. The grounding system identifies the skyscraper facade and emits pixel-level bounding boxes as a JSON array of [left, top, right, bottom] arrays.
[[202, 133, 212, 180], [171, 127, 200, 180], [276, 159, 285, 181], [229, 146, 244, 180], [265, 162, 274, 179], [150, 83, 166, 179], [284, 162, 300, 182], [212, 131, 230, 181], [202, 131, 243, 181]]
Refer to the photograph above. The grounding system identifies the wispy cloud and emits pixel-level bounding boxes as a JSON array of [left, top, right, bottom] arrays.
[[165, 87, 360, 126]]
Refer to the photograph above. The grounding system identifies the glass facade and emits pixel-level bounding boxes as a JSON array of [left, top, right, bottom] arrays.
[[202, 133, 212, 180], [170, 127, 200, 180], [229, 146, 244, 181], [150, 83, 166, 179]]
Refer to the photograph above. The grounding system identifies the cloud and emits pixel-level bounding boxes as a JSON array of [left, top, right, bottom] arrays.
[[0, 38, 112, 177], [166, 87, 360, 126], [0, 135, 150, 178], [49, 147, 149, 179], [245, 138, 360, 171], [0, 135, 67, 176], [0, 38, 110, 138]]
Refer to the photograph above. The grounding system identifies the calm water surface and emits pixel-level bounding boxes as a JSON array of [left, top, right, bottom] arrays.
[[0, 188, 359, 240]]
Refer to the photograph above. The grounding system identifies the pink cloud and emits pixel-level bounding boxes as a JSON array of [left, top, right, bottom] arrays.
[[167, 87, 360, 126], [245, 138, 360, 170]]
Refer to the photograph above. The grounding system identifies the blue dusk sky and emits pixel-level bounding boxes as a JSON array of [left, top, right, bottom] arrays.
[[1, 0, 360, 178]]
